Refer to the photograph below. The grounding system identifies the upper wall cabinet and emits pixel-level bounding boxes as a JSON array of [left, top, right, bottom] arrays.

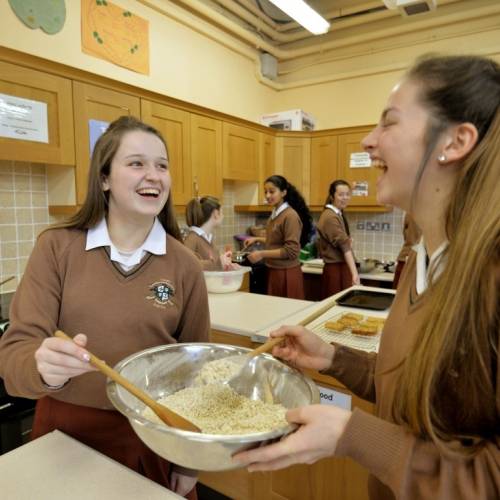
[[337, 128, 378, 207], [310, 135, 338, 206], [277, 136, 311, 203], [73, 82, 140, 204], [259, 132, 276, 200], [0, 61, 74, 165], [222, 123, 260, 181], [190, 114, 222, 200], [141, 100, 192, 205]]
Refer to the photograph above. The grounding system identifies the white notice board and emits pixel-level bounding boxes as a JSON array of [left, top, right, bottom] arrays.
[[0, 93, 49, 143]]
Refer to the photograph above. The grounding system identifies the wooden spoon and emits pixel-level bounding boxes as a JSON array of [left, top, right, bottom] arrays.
[[54, 330, 201, 433]]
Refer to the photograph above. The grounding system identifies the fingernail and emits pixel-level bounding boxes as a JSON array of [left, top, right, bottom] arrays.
[[82, 353, 90, 362]]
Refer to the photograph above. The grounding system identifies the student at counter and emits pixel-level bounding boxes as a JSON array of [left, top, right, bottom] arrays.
[[184, 195, 234, 271], [0, 116, 209, 498], [393, 212, 421, 288], [244, 175, 312, 299], [235, 55, 500, 499], [317, 179, 360, 298]]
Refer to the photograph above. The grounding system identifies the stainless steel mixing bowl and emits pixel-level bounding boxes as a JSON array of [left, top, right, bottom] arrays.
[[107, 343, 319, 471]]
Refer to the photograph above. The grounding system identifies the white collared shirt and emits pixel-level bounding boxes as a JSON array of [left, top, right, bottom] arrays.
[[270, 201, 289, 220], [86, 217, 167, 271], [189, 226, 213, 244], [325, 204, 342, 216], [414, 237, 448, 295]]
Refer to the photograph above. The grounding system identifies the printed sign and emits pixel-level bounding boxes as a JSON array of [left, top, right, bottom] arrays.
[[89, 119, 110, 155], [0, 93, 48, 143], [352, 180, 369, 197], [349, 152, 371, 168], [317, 385, 352, 410]]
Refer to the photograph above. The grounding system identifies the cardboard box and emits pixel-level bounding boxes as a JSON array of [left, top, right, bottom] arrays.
[[260, 109, 315, 131]]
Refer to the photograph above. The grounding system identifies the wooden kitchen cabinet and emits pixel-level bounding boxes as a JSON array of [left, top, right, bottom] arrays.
[[310, 134, 338, 206], [190, 114, 223, 199], [259, 132, 276, 200], [73, 82, 140, 204], [222, 122, 260, 181], [337, 128, 379, 208], [276, 136, 311, 202], [0, 60, 74, 166], [141, 100, 192, 205]]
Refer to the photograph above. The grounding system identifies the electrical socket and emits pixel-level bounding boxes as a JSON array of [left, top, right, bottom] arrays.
[[373, 222, 381, 231], [381, 222, 391, 232], [356, 222, 365, 230]]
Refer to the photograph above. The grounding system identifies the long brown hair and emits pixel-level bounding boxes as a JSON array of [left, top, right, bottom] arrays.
[[185, 196, 221, 227], [49, 116, 181, 240], [392, 55, 500, 452]]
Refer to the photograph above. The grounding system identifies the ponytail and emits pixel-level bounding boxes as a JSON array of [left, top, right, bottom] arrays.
[[185, 196, 220, 227]]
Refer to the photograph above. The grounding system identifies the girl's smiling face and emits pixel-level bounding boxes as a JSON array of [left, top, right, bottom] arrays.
[[362, 79, 435, 212], [102, 130, 171, 222], [332, 184, 351, 210], [264, 181, 286, 207]]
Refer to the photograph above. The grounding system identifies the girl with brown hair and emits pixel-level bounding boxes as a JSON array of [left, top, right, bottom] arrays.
[[184, 196, 234, 270], [0, 116, 209, 498], [244, 175, 313, 299], [235, 55, 500, 499], [317, 179, 360, 298]]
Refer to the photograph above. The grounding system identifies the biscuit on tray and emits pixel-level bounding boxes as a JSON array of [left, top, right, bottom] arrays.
[[351, 324, 379, 336], [324, 321, 345, 331]]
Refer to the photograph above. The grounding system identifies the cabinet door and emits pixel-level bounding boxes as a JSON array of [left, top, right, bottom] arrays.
[[0, 61, 74, 165], [279, 136, 311, 203], [190, 114, 222, 199], [310, 135, 338, 206], [338, 129, 378, 207], [222, 123, 260, 181], [73, 82, 140, 204], [259, 132, 276, 202], [141, 100, 192, 205]]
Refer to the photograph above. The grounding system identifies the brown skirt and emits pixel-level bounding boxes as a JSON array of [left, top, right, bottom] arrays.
[[267, 266, 305, 299], [31, 397, 197, 499], [321, 262, 352, 299]]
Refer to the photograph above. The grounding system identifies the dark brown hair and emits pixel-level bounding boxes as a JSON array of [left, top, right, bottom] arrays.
[[49, 116, 181, 240]]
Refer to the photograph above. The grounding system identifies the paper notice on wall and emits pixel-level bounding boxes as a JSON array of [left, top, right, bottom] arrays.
[[349, 152, 371, 168], [0, 93, 48, 143], [89, 119, 110, 155], [352, 181, 369, 197], [317, 385, 352, 410]]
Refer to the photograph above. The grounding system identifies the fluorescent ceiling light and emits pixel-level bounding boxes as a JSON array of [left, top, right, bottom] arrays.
[[268, 0, 330, 35]]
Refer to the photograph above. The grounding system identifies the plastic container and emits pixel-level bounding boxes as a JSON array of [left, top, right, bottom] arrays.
[[203, 267, 251, 293]]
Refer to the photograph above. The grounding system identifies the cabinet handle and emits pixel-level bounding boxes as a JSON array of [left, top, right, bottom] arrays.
[[193, 177, 199, 198], [0, 402, 13, 410]]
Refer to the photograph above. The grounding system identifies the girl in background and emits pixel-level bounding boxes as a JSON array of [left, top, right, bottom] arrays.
[[393, 212, 421, 288], [184, 196, 234, 271], [235, 54, 500, 499], [0, 116, 209, 498], [317, 180, 360, 298], [245, 175, 312, 299]]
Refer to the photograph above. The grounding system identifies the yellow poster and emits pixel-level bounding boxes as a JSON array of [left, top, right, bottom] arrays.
[[81, 0, 149, 75]]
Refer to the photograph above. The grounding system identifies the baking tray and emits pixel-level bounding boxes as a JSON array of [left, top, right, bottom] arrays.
[[336, 289, 394, 310]]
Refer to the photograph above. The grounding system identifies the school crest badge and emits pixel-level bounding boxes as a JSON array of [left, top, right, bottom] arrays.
[[147, 280, 175, 308]]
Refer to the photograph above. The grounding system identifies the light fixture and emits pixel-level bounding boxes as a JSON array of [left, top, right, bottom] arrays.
[[268, 0, 330, 35]]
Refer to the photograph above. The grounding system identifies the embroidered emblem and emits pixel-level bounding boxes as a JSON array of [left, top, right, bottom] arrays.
[[147, 280, 175, 308]]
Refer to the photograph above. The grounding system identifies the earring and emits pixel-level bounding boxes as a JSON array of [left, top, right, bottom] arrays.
[[437, 154, 447, 163]]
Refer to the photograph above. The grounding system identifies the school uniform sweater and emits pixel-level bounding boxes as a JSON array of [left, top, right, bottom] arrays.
[[183, 230, 222, 271], [317, 208, 352, 263], [0, 227, 210, 410], [265, 207, 302, 269], [327, 252, 499, 499]]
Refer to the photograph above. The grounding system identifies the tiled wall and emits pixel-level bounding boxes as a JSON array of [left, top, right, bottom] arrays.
[[0, 161, 50, 293]]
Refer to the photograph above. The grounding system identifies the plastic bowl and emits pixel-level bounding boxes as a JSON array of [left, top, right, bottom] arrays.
[[203, 266, 251, 293], [107, 343, 319, 471]]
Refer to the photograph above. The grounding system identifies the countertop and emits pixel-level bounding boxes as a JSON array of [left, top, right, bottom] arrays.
[[253, 285, 396, 352], [209, 291, 314, 337], [0, 430, 182, 500], [301, 260, 395, 282]]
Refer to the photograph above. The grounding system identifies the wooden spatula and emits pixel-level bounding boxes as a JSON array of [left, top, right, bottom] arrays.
[[54, 330, 201, 433]]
